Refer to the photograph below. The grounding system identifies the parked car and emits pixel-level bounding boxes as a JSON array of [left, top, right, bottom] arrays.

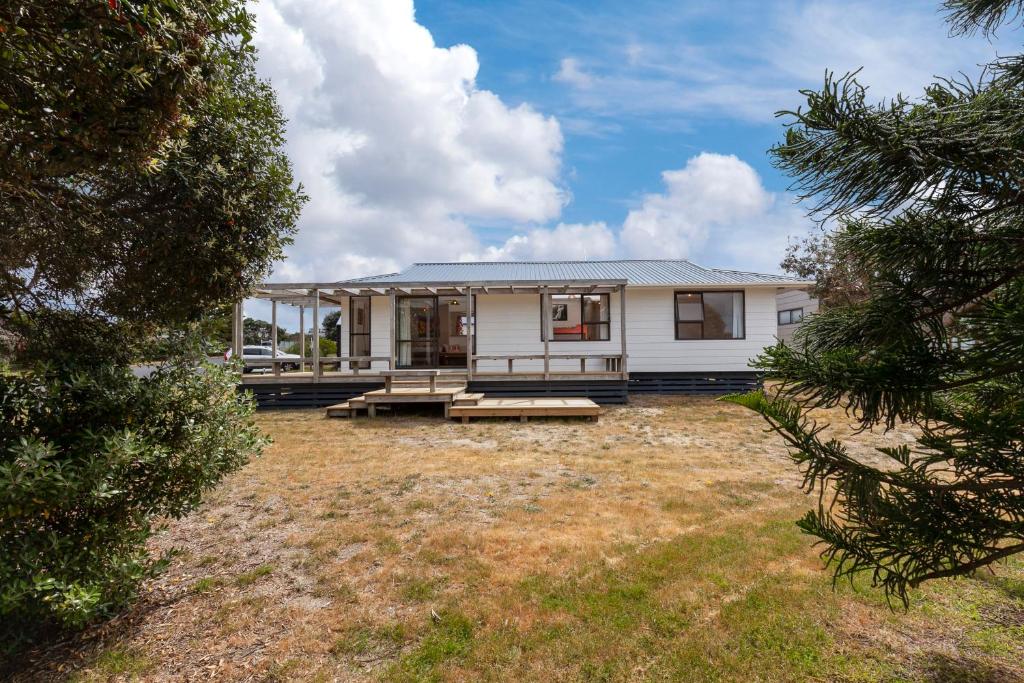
[[241, 345, 301, 373]]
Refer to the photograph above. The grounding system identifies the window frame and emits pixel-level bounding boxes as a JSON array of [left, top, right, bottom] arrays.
[[539, 293, 611, 342], [777, 307, 804, 326], [673, 290, 746, 341], [348, 296, 372, 369]]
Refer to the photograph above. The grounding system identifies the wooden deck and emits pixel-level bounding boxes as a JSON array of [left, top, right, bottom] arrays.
[[362, 386, 466, 402], [449, 397, 600, 423], [323, 374, 601, 423]]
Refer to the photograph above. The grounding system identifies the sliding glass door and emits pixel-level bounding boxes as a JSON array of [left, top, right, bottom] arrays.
[[396, 297, 438, 368], [395, 295, 471, 368]]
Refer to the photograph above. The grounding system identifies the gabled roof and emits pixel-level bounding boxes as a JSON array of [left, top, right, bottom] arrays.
[[337, 260, 810, 287]]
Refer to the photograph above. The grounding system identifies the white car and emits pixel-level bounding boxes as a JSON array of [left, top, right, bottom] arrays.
[[241, 345, 301, 373]]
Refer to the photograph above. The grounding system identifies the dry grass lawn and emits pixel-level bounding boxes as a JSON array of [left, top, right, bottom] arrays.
[[14, 396, 1024, 682]]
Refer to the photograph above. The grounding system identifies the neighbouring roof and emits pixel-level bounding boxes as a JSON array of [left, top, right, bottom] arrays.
[[337, 260, 810, 287]]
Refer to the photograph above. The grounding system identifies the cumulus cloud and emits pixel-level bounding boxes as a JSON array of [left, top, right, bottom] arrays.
[[253, 0, 567, 281], [250, 0, 810, 298], [480, 222, 618, 261], [482, 153, 809, 273], [620, 153, 770, 258]]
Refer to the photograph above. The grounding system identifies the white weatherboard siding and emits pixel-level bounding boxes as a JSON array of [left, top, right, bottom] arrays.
[[624, 287, 776, 372], [369, 294, 392, 371], [475, 287, 777, 373], [776, 288, 818, 344], [332, 286, 778, 374], [474, 292, 624, 373]]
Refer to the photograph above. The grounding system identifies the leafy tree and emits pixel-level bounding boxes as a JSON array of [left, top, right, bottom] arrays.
[[0, 350, 262, 632], [726, 0, 1024, 606], [319, 337, 338, 357], [0, 0, 304, 644], [321, 310, 342, 340], [1, 4, 302, 335], [243, 317, 287, 346], [781, 229, 870, 307]]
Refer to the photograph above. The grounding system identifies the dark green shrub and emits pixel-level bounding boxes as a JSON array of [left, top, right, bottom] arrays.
[[0, 357, 264, 642]]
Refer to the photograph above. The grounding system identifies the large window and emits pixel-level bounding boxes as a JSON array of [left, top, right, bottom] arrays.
[[777, 307, 804, 325], [542, 293, 610, 341], [675, 291, 745, 340]]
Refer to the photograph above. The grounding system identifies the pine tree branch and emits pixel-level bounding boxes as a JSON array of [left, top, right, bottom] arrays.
[[936, 364, 1023, 390], [911, 542, 1024, 584], [913, 265, 1024, 323]]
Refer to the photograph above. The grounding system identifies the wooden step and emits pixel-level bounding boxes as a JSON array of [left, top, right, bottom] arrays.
[[450, 397, 600, 423], [325, 401, 354, 418], [366, 386, 467, 402], [325, 396, 377, 418], [452, 392, 484, 406]]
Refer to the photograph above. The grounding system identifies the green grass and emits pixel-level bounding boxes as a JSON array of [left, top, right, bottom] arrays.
[[70, 648, 151, 682], [331, 622, 407, 658], [192, 576, 224, 593], [234, 563, 274, 587], [386, 611, 475, 681], [378, 503, 1012, 682], [401, 575, 444, 602]]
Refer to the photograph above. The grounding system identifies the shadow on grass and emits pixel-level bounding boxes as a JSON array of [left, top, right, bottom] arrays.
[[917, 651, 1023, 683], [2, 591, 184, 682]]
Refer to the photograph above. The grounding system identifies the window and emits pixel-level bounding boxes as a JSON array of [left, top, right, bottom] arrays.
[[541, 293, 610, 341], [674, 291, 745, 340], [349, 296, 371, 369], [777, 307, 804, 326]]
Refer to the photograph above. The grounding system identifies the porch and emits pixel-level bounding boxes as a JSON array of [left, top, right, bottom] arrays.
[[232, 278, 630, 386]]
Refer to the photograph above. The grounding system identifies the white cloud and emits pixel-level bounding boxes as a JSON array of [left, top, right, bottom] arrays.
[[620, 153, 770, 258], [249, 150, 805, 330], [248, 0, 818, 303], [480, 222, 618, 261], [553, 57, 595, 89], [253, 0, 567, 281], [481, 153, 809, 274]]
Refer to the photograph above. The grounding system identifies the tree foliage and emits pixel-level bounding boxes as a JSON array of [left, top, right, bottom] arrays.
[[781, 229, 870, 307], [725, 0, 1024, 606], [321, 310, 342, 340], [0, 350, 262, 643], [243, 317, 286, 346], [1, 1, 303, 332], [0, 0, 304, 641]]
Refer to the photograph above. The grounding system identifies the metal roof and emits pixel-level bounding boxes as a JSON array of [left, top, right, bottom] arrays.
[[336, 260, 810, 287]]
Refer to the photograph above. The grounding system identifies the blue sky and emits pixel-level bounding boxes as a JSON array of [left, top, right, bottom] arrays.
[[247, 0, 1014, 327], [413, 0, 1011, 249], [416, 0, 789, 224]]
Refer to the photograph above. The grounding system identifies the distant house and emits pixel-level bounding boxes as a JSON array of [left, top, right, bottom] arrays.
[[234, 260, 812, 405], [775, 288, 819, 344]]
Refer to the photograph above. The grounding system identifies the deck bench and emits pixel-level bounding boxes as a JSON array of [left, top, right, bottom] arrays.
[[379, 369, 442, 392]]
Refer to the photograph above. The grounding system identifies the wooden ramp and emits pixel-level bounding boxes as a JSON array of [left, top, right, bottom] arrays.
[[449, 397, 600, 423]]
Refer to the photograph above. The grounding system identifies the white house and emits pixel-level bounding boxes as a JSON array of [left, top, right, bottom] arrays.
[[236, 260, 812, 405], [776, 288, 819, 344]]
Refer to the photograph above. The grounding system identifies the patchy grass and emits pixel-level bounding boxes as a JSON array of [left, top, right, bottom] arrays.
[[234, 563, 275, 587], [191, 576, 224, 594], [12, 396, 1024, 682], [68, 648, 151, 682]]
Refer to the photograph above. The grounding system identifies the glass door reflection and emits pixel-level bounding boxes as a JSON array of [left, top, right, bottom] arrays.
[[395, 297, 438, 368]]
